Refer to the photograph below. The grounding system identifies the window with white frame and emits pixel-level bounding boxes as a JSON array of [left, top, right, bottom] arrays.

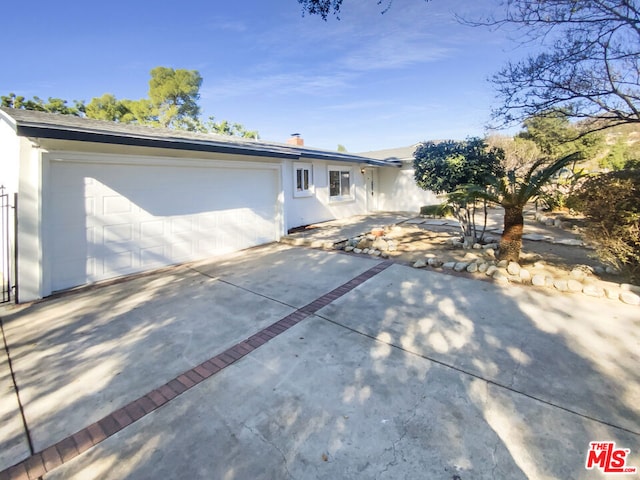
[[328, 166, 354, 201], [293, 163, 313, 197]]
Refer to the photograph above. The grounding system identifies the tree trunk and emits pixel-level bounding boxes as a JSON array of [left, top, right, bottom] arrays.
[[498, 205, 524, 262]]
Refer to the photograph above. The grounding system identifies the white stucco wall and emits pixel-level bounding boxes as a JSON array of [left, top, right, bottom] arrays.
[[377, 163, 438, 212], [0, 114, 20, 195], [283, 159, 368, 230]]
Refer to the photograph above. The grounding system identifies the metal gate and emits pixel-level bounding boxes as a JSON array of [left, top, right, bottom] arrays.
[[1, 185, 15, 303]]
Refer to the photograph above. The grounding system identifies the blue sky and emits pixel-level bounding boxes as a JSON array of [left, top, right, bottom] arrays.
[[1, 0, 526, 152]]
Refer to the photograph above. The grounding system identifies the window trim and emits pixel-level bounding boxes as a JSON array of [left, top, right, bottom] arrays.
[[293, 162, 314, 198], [328, 165, 354, 202]]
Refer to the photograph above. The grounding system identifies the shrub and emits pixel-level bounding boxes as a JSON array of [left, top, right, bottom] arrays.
[[420, 204, 454, 217], [573, 169, 640, 283]]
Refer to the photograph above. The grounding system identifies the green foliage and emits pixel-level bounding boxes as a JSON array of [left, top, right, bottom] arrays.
[[518, 112, 604, 161], [2, 67, 258, 138], [148, 67, 202, 129], [572, 170, 640, 283], [337, 144, 347, 152], [599, 137, 640, 171], [414, 138, 505, 241], [414, 138, 505, 194], [1, 92, 84, 116], [85, 94, 129, 121], [419, 203, 453, 217], [516, 112, 604, 210]]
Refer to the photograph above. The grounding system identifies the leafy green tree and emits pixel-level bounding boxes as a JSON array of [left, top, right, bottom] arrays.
[[414, 138, 505, 244], [85, 94, 129, 122], [2, 67, 257, 137], [337, 144, 348, 152], [120, 98, 155, 125], [516, 113, 604, 209], [148, 67, 202, 129], [1, 93, 84, 115]]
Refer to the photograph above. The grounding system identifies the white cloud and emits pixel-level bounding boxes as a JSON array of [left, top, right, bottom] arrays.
[[201, 71, 355, 100]]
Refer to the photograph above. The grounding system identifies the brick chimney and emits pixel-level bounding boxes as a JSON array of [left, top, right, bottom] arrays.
[[287, 133, 304, 146]]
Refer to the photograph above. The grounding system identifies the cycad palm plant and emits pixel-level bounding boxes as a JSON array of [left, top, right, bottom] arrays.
[[468, 152, 582, 262]]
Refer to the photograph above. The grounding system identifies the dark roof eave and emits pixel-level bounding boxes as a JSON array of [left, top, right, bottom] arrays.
[[17, 125, 300, 160], [297, 151, 390, 167], [17, 124, 394, 166]]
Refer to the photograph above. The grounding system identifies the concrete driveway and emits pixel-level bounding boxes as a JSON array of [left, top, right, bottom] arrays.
[[0, 244, 638, 479]]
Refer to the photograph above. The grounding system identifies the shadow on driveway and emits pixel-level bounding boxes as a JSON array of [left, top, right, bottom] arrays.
[[0, 243, 638, 479]]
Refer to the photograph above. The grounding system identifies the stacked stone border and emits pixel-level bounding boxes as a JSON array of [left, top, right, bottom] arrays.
[[0, 262, 392, 480]]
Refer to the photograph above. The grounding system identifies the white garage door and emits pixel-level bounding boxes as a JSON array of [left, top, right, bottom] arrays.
[[47, 159, 280, 292]]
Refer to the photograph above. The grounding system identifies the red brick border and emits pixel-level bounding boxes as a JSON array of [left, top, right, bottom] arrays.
[[0, 261, 392, 480]]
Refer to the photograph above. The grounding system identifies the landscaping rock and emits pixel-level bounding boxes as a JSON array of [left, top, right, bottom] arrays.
[[371, 228, 385, 237], [344, 246, 354, 252], [466, 263, 479, 273], [362, 248, 370, 254], [454, 262, 470, 272], [485, 265, 499, 277], [620, 283, 640, 294], [353, 248, 363, 254], [427, 257, 443, 268], [497, 260, 508, 268], [582, 284, 605, 298], [472, 243, 482, 249], [413, 259, 427, 268], [482, 243, 499, 250], [568, 279, 583, 293], [507, 262, 521, 275], [478, 262, 489, 273], [443, 262, 456, 270], [604, 287, 620, 300], [519, 269, 531, 281], [372, 237, 389, 252], [381, 251, 389, 258], [554, 279, 569, 292], [620, 291, 640, 305], [605, 266, 621, 275], [493, 271, 509, 284], [532, 274, 547, 287], [483, 248, 496, 259], [356, 238, 372, 249], [545, 276, 556, 288], [570, 269, 585, 281]]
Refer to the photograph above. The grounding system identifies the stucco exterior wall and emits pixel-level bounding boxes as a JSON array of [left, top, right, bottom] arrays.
[[283, 159, 369, 230], [377, 163, 438, 212]]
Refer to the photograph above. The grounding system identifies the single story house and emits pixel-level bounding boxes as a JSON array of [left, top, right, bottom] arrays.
[[0, 107, 434, 302], [358, 144, 438, 211]]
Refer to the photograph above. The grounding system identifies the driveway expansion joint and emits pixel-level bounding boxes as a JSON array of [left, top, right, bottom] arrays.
[[315, 313, 640, 438], [0, 260, 393, 480]]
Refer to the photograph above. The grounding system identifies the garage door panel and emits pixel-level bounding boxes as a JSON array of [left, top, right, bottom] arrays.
[[101, 251, 135, 276], [48, 161, 279, 292]]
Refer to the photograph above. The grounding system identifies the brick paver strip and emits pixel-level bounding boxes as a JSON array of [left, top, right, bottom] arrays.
[[0, 260, 392, 479]]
